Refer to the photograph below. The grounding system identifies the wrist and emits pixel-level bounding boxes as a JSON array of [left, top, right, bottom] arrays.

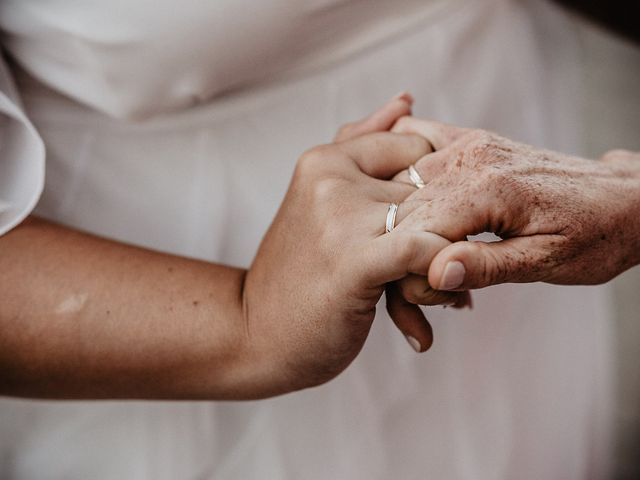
[[221, 268, 298, 399], [602, 149, 640, 270]]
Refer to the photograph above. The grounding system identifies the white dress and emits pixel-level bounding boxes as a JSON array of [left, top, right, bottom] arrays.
[[0, 0, 614, 478]]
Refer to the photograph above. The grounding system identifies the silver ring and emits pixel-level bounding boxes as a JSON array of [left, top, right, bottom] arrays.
[[385, 203, 398, 233], [408, 165, 426, 189]]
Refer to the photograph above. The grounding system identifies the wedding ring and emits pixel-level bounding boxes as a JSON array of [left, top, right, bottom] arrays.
[[408, 165, 426, 189], [385, 203, 398, 233]]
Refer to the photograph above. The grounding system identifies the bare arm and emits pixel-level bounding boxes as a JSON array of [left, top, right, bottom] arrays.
[[0, 216, 254, 399], [0, 96, 450, 401]]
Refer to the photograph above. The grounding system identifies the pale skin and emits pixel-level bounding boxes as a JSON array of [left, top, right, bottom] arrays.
[[4, 98, 639, 400], [0, 96, 455, 400], [390, 117, 640, 298]]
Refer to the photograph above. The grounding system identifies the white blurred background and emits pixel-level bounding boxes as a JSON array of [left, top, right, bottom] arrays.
[[578, 20, 640, 480]]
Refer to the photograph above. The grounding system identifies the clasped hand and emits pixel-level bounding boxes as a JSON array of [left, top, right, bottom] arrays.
[[241, 95, 640, 396]]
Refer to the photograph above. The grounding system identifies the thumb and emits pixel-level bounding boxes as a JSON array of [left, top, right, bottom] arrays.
[[428, 236, 560, 290], [353, 230, 452, 287]]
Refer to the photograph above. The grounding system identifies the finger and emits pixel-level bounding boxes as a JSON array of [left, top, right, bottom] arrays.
[[367, 183, 417, 208], [601, 149, 638, 163], [391, 148, 449, 187], [334, 92, 414, 142], [352, 230, 451, 287], [391, 116, 469, 150], [338, 132, 433, 179], [349, 194, 432, 239], [393, 193, 499, 241], [385, 282, 433, 353], [396, 274, 468, 307], [428, 236, 562, 291]]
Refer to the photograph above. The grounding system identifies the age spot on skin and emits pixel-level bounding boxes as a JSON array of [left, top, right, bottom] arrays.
[[55, 293, 89, 314], [455, 152, 464, 168]]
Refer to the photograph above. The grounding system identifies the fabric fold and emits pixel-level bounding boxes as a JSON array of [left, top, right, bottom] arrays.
[[0, 54, 45, 236]]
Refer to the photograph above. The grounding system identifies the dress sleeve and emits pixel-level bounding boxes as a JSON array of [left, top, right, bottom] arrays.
[[0, 52, 45, 236]]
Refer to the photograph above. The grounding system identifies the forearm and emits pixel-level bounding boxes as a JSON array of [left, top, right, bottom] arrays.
[[0, 217, 263, 400]]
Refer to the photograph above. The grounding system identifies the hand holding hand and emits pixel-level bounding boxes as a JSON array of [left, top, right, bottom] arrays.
[[243, 104, 454, 396], [391, 117, 640, 291]]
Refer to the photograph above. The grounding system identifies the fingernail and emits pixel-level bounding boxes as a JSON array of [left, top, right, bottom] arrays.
[[392, 91, 414, 104], [405, 335, 422, 353], [439, 261, 465, 291]]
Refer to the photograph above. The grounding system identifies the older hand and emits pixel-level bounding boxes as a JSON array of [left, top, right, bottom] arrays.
[[391, 116, 640, 291]]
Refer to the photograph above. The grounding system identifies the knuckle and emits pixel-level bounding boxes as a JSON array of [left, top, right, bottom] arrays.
[[405, 133, 432, 156], [465, 129, 490, 145], [310, 176, 342, 204], [395, 232, 420, 267], [295, 145, 335, 178], [399, 279, 421, 305], [336, 123, 355, 140], [602, 149, 633, 162], [391, 115, 414, 133], [464, 130, 510, 166]]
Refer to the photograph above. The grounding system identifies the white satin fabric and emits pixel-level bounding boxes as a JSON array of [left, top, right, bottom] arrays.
[[0, 0, 614, 479], [0, 57, 43, 235]]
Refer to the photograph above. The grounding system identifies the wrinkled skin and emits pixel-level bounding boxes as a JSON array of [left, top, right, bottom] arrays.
[[390, 117, 640, 292]]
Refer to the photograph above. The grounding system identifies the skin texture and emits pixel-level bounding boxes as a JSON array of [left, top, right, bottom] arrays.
[[335, 94, 472, 338], [0, 217, 250, 399], [0, 96, 453, 399], [243, 131, 449, 392], [390, 117, 640, 293], [10, 97, 636, 400]]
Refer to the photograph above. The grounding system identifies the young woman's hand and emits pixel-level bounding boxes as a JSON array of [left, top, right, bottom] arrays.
[[0, 100, 462, 401], [334, 95, 472, 348], [242, 127, 462, 395]]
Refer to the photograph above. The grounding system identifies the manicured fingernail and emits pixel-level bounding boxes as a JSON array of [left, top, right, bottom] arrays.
[[392, 91, 414, 104], [405, 335, 422, 353], [439, 261, 465, 291]]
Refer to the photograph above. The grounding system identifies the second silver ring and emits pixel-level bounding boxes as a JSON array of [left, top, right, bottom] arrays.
[[385, 203, 398, 233], [408, 165, 426, 189]]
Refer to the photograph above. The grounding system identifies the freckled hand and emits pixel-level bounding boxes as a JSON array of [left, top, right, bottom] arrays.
[[390, 117, 640, 290]]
